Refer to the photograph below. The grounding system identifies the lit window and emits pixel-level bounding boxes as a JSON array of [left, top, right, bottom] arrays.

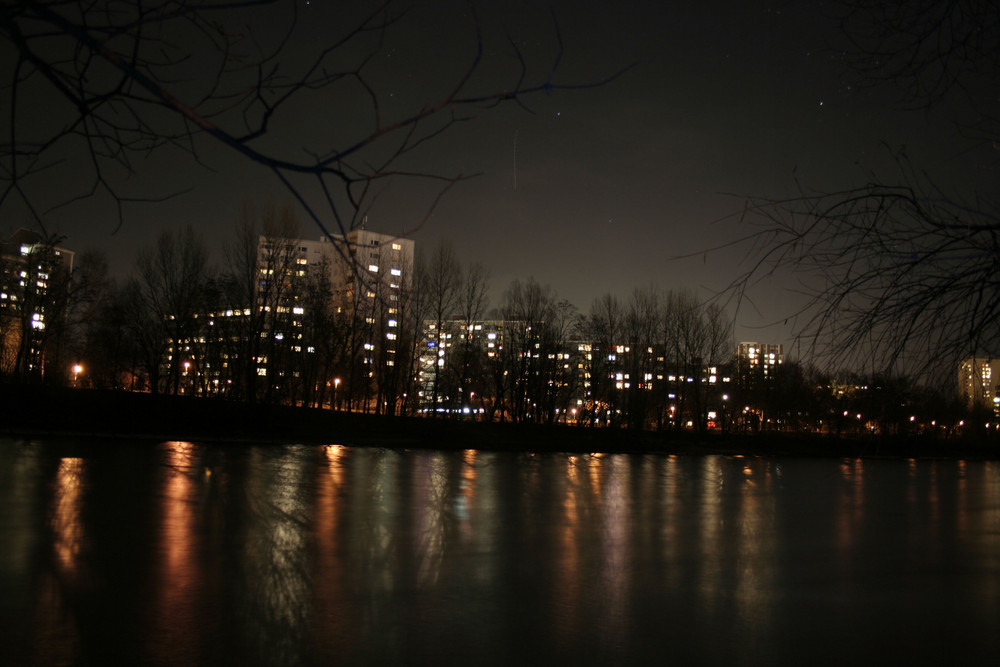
[[392, 243, 402, 250], [391, 268, 402, 276], [388, 319, 397, 327], [369, 264, 379, 272]]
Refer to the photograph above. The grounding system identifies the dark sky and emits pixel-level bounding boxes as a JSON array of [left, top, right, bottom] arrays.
[[8, 0, 978, 349]]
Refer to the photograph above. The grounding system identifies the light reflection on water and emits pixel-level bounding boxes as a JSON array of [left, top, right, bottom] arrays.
[[2, 439, 1000, 665]]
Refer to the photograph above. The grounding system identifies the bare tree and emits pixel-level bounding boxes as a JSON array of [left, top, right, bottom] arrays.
[[63, 248, 112, 381], [661, 289, 707, 431], [499, 276, 559, 423], [582, 293, 622, 426], [726, 1, 1000, 385], [455, 260, 490, 411], [839, 0, 1000, 109], [621, 285, 659, 429], [1, 0, 626, 250], [135, 225, 212, 394], [418, 240, 461, 412]]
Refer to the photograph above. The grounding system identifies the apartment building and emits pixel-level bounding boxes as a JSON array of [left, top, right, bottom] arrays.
[[0, 229, 74, 377], [735, 342, 783, 386], [959, 357, 1000, 411]]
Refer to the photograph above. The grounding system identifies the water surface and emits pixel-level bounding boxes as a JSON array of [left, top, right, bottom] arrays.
[[2, 438, 998, 665]]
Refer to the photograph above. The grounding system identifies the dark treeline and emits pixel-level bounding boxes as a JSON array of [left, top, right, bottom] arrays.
[[0, 207, 982, 439]]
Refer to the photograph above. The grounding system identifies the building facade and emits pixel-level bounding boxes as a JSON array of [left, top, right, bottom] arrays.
[[735, 342, 783, 386], [959, 357, 1000, 412], [416, 315, 733, 428], [0, 229, 74, 379], [172, 227, 414, 411]]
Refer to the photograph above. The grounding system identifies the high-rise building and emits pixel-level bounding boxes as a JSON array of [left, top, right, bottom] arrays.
[[735, 342, 783, 386], [0, 229, 74, 377], [172, 226, 414, 407], [959, 357, 1000, 411], [250, 228, 415, 407]]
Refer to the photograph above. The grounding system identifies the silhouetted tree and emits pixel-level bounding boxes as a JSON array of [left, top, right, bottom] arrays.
[[582, 293, 622, 427], [418, 241, 462, 413], [730, 1, 1000, 385], [1, 0, 624, 248], [135, 226, 212, 394], [65, 249, 113, 385], [455, 261, 490, 412]]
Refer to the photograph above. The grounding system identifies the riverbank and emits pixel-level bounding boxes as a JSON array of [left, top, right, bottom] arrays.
[[2, 383, 997, 459]]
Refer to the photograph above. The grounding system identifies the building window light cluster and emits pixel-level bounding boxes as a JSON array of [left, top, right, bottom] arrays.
[[390, 268, 402, 276]]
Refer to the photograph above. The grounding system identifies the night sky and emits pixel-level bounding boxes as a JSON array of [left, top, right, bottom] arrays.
[[5, 0, 980, 348]]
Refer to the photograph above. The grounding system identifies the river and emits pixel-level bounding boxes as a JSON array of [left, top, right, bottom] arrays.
[[1, 438, 998, 665]]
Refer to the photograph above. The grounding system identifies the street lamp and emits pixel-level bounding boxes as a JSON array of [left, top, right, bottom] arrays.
[[333, 377, 341, 410], [72, 364, 83, 388]]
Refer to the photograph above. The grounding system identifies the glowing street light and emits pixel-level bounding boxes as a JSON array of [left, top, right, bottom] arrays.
[[72, 364, 83, 387]]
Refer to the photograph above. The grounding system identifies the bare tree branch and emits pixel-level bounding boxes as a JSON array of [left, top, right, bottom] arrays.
[[1, 0, 627, 246]]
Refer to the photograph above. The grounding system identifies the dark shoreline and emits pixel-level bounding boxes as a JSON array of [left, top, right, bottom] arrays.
[[2, 383, 997, 459]]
